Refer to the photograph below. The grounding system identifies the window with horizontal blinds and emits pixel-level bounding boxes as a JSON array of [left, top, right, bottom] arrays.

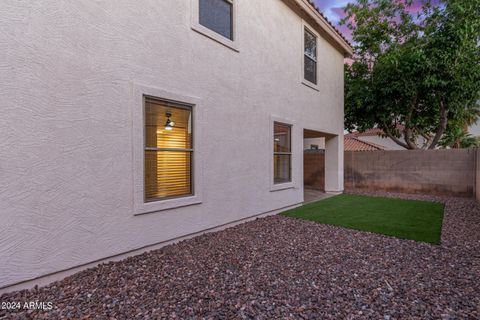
[[144, 98, 193, 202], [274, 122, 292, 184]]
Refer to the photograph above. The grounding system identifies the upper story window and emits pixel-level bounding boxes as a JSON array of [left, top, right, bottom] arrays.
[[304, 28, 317, 85], [191, 0, 238, 51], [199, 0, 233, 40]]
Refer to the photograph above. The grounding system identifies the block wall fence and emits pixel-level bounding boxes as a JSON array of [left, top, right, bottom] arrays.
[[304, 151, 325, 191], [305, 149, 480, 200], [345, 149, 479, 198]]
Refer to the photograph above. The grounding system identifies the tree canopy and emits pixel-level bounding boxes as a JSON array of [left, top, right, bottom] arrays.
[[342, 0, 480, 149]]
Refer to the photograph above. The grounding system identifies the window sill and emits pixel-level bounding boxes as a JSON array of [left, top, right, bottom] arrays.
[[191, 23, 239, 52], [270, 182, 295, 192], [302, 80, 320, 92], [134, 195, 202, 216]]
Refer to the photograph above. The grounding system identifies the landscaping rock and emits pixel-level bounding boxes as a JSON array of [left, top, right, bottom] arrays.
[[1, 193, 479, 319]]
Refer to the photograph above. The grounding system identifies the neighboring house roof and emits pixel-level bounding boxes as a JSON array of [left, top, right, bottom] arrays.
[[345, 128, 383, 138], [289, 0, 353, 56], [345, 125, 406, 138], [344, 137, 386, 151]]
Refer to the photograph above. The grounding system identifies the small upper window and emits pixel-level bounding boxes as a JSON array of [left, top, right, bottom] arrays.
[[304, 28, 317, 84], [199, 0, 233, 40]]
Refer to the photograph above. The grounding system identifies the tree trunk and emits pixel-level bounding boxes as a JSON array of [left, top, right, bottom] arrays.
[[383, 124, 410, 149], [428, 100, 448, 149], [415, 127, 433, 149], [404, 112, 418, 149], [403, 97, 419, 149]]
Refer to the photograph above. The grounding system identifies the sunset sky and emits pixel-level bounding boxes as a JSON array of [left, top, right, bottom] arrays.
[[312, 0, 352, 40], [312, 0, 439, 41]]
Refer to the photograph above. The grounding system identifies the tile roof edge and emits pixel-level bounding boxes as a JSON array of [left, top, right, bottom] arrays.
[[303, 0, 353, 55], [345, 137, 386, 151]]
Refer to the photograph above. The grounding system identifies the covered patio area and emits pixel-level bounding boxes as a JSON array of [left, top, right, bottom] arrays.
[[303, 128, 343, 203]]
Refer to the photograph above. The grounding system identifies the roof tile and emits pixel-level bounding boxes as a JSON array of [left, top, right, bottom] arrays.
[[344, 137, 385, 151], [305, 0, 353, 48]]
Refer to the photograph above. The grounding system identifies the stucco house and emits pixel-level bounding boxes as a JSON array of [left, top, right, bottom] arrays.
[[0, 0, 352, 292]]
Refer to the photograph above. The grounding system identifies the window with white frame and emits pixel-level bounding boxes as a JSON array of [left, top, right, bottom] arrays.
[[304, 28, 317, 85], [144, 97, 193, 202], [199, 0, 233, 40], [273, 122, 292, 184]]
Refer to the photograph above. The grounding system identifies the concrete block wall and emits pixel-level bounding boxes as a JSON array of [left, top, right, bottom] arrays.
[[304, 151, 325, 190], [344, 149, 477, 197]]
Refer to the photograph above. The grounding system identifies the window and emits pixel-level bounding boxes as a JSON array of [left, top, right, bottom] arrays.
[[144, 98, 193, 202], [199, 0, 233, 40], [273, 122, 292, 184], [304, 28, 317, 85]]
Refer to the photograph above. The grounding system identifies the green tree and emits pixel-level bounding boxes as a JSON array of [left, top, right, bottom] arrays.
[[343, 0, 480, 149], [439, 127, 479, 149]]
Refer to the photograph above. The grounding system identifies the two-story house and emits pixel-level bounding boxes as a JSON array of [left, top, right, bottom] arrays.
[[0, 0, 352, 291]]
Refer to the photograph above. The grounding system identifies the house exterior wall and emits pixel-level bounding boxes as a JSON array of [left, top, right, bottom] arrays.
[[469, 123, 480, 137], [357, 136, 406, 150], [0, 0, 345, 289]]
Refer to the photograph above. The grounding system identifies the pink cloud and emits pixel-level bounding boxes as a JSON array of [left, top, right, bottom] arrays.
[[312, 0, 442, 43]]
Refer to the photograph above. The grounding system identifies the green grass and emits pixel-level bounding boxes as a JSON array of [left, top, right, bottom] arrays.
[[282, 194, 444, 244]]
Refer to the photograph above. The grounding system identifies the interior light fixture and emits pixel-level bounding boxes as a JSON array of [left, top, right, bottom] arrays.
[[165, 112, 175, 131]]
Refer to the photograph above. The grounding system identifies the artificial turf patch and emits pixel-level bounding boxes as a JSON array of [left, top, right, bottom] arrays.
[[282, 194, 444, 244]]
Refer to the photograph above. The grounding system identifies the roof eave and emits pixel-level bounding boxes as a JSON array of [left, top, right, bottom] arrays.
[[294, 0, 353, 57]]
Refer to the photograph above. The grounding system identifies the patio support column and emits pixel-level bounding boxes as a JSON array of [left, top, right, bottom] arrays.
[[324, 134, 344, 193]]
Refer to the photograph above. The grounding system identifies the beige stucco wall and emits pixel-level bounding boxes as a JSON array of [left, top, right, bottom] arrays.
[[0, 0, 345, 289]]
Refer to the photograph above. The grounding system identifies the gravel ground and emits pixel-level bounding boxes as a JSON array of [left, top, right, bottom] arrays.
[[1, 192, 479, 319]]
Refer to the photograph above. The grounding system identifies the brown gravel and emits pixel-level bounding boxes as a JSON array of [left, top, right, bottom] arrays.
[[1, 192, 479, 319]]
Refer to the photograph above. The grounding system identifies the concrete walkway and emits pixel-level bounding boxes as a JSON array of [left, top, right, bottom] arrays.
[[303, 188, 337, 204]]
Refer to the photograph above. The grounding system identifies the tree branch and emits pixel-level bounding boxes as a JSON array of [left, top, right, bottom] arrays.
[[383, 124, 410, 149], [414, 127, 433, 149], [428, 99, 448, 149], [415, 127, 432, 141], [404, 102, 418, 149]]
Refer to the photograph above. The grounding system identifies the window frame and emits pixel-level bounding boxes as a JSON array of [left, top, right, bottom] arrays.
[[301, 21, 320, 91], [191, 0, 239, 52], [144, 97, 194, 203], [273, 122, 292, 185], [133, 84, 203, 216], [270, 116, 296, 192]]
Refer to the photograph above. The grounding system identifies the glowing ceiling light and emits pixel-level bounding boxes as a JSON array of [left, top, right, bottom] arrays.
[[165, 112, 175, 131]]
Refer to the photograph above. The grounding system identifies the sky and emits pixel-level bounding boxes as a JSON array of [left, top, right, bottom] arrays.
[[312, 0, 437, 42], [311, 0, 480, 133], [312, 0, 353, 40]]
